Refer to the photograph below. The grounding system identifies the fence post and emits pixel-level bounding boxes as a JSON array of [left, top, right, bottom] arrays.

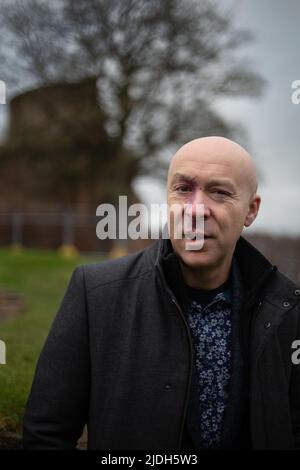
[[11, 213, 23, 249], [59, 212, 78, 257]]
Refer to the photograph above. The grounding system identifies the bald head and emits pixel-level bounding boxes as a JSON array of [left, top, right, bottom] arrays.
[[168, 136, 258, 199]]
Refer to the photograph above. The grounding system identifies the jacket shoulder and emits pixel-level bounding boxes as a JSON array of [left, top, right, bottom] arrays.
[[264, 268, 300, 309], [273, 269, 299, 291], [78, 246, 153, 292]]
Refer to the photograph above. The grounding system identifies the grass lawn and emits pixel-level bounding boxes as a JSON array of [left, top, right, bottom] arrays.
[[0, 247, 104, 444]]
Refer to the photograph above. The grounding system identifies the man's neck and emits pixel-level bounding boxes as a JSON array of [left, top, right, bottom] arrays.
[[179, 257, 233, 290]]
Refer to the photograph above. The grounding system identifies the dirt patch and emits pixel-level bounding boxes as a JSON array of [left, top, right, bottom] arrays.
[[0, 428, 87, 450], [0, 430, 22, 450], [0, 290, 25, 321]]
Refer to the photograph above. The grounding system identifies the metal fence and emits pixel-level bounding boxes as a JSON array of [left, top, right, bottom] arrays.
[[0, 211, 112, 252], [0, 212, 299, 284], [0, 210, 149, 253]]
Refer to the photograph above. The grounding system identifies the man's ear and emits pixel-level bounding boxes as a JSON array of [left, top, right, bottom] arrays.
[[244, 194, 261, 227]]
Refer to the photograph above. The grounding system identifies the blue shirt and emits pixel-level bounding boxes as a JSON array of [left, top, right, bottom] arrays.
[[186, 282, 232, 448]]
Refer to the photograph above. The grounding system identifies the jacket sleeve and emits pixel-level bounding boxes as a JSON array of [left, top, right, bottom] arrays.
[[23, 266, 90, 449], [290, 304, 300, 450]]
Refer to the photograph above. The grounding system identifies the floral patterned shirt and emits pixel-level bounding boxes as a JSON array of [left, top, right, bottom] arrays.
[[186, 285, 232, 448]]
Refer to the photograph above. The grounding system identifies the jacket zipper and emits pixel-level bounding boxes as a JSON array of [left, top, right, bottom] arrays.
[[169, 294, 194, 450], [156, 262, 194, 449]]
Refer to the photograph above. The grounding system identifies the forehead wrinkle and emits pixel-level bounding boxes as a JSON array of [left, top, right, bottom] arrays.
[[170, 172, 198, 184], [169, 172, 237, 193], [168, 160, 239, 189]]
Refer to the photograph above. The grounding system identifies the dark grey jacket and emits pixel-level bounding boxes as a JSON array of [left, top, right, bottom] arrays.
[[23, 237, 300, 450]]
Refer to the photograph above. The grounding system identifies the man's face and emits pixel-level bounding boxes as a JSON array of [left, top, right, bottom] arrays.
[[167, 140, 260, 271]]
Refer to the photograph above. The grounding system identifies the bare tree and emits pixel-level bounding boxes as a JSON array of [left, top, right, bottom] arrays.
[[0, 0, 265, 202]]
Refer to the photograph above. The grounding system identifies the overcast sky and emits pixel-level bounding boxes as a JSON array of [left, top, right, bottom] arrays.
[[135, 0, 300, 236], [0, 0, 299, 235]]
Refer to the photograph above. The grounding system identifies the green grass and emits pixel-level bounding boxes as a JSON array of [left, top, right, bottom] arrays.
[[0, 248, 104, 435]]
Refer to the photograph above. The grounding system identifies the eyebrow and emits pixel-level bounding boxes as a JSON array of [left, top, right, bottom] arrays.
[[207, 179, 237, 192], [170, 172, 237, 192], [171, 173, 197, 184]]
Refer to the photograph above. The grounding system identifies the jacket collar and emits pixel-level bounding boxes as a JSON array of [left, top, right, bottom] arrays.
[[151, 235, 277, 302], [147, 234, 300, 372]]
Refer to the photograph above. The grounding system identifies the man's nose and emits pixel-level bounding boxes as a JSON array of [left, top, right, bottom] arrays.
[[185, 189, 209, 218]]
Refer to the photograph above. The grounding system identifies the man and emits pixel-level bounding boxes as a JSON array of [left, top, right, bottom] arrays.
[[23, 136, 300, 450]]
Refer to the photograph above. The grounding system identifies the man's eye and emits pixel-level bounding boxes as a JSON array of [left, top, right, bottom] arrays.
[[212, 189, 230, 196], [175, 185, 190, 193]]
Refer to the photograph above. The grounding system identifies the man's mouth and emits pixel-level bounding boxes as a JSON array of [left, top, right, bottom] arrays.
[[183, 232, 213, 241]]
